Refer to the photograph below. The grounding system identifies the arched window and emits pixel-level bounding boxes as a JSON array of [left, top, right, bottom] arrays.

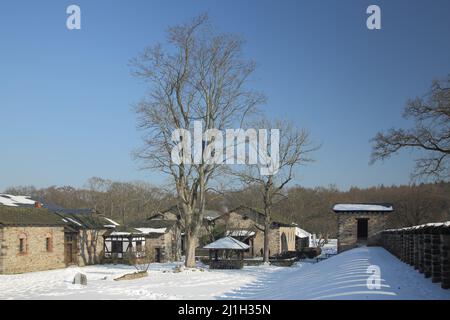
[[45, 233, 53, 252], [18, 233, 27, 254]]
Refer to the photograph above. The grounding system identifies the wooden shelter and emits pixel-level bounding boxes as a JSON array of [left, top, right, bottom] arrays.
[[203, 236, 249, 269]]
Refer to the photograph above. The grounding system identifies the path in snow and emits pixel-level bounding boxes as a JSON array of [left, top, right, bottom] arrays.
[[220, 246, 450, 300]]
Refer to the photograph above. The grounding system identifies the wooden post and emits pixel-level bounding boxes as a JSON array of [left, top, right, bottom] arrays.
[[385, 232, 390, 253], [441, 229, 450, 289], [413, 230, 419, 269], [405, 231, 411, 264], [418, 231, 425, 273], [431, 227, 441, 283], [395, 231, 401, 259], [423, 228, 432, 278], [388, 232, 393, 254], [409, 230, 414, 266], [401, 231, 407, 262]]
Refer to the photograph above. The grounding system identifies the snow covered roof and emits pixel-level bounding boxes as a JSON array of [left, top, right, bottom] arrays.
[[53, 209, 121, 230], [226, 230, 256, 237], [0, 194, 36, 207], [103, 217, 120, 227], [203, 236, 250, 250], [106, 226, 143, 236], [333, 203, 393, 213], [135, 227, 167, 234], [295, 227, 311, 238]]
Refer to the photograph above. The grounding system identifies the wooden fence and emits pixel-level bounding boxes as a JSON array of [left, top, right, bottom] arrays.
[[374, 222, 450, 289]]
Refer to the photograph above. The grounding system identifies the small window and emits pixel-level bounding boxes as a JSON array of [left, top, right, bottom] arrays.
[[46, 237, 53, 252], [19, 238, 26, 253], [136, 241, 143, 252], [18, 234, 27, 254]]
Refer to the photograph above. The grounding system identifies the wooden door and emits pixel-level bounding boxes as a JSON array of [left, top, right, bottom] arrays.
[[64, 233, 77, 265]]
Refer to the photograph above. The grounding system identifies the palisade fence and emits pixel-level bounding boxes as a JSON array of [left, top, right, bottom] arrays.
[[373, 221, 450, 289]]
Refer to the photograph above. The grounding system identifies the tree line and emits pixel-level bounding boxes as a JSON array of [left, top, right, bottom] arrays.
[[5, 179, 450, 237]]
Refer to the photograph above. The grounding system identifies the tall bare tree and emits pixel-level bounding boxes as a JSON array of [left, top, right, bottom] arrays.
[[371, 75, 450, 179], [233, 119, 317, 262], [130, 14, 264, 267]]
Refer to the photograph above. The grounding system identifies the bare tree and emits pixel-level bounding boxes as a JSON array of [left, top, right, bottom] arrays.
[[130, 14, 264, 267], [371, 75, 450, 179], [233, 119, 317, 262]]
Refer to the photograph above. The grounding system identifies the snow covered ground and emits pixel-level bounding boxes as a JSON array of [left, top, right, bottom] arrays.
[[0, 262, 261, 300], [0, 247, 449, 300], [222, 246, 450, 300], [320, 239, 338, 255]]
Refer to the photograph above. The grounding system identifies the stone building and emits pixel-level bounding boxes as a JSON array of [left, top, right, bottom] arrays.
[[0, 206, 67, 274], [150, 205, 224, 251], [333, 203, 393, 253], [216, 206, 297, 258], [1, 194, 123, 274], [131, 218, 182, 263]]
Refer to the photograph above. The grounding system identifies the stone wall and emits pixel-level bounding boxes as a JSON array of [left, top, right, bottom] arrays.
[[252, 229, 279, 257], [144, 228, 180, 263], [0, 226, 65, 274], [221, 211, 257, 230], [221, 212, 297, 257], [337, 213, 388, 252], [377, 223, 450, 290], [145, 234, 166, 262]]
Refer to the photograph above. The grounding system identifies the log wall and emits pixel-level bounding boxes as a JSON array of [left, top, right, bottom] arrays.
[[377, 222, 450, 289]]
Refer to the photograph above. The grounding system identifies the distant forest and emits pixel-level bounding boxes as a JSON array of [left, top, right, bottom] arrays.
[[4, 177, 450, 238]]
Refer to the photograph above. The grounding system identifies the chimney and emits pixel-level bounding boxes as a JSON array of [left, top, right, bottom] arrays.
[[34, 201, 42, 208]]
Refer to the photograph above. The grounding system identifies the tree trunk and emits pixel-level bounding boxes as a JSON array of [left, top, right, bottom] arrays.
[[263, 220, 270, 263], [185, 232, 197, 268]]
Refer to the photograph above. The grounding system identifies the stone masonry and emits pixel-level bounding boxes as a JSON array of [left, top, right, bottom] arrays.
[[337, 213, 388, 252], [220, 211, 296, 257], [0, 226, 65, 274]]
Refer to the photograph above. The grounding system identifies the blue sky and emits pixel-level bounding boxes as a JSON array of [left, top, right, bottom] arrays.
[[1, 0, 450, 191]]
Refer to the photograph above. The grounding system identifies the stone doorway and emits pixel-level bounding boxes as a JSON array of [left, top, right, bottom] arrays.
[[357, 218, 369, 241]]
